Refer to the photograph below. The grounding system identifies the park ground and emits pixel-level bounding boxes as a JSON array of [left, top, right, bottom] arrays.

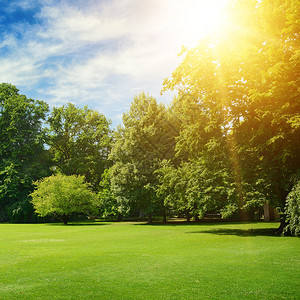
[[0, 221, 299, 299]]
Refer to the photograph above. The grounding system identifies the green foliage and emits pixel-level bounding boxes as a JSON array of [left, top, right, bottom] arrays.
[[156, 157, 237, 220], [284, 182, 300, 236], [98, 168, 120, 219], [6, 199, 42, 223], [0, 83, 50, 222], [31, 174, 98, 224], [47, 103, 112, 190], [161, 0, 300, 220], [110, 93, 177, 221], [1, 0, 299, 228]]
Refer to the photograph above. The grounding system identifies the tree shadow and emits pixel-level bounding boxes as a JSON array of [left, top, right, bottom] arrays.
[[134, 220, 269, 227], [47, 222, 108, 226], [134, 220, 281, 237], [134, 221, 209, 227], [186, 228, 279, 237]]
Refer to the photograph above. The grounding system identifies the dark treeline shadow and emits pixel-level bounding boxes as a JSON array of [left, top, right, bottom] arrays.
[[186, 228, 280, 237], [47, 221, 108, 226], [134, 220, 275, 227]]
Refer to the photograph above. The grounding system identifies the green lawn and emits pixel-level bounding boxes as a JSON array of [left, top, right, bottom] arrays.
[[0, 221, 299, 299]]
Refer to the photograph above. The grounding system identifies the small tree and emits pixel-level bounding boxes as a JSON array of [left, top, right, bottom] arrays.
[[31, 174, 98, 224]]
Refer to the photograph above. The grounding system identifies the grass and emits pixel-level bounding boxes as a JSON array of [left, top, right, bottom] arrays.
[[0, 221, 299, 299]]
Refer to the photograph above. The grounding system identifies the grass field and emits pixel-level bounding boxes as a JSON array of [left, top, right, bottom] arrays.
[[0, 221, 299, 299]]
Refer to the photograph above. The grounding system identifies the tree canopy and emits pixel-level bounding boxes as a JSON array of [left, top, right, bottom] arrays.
[[0, 83, 50, 222], [31, 174, 98, 224], [47, 103, 112, 191], [0, 0, 299, 234], [108, 93, 177, 222], [160, 0, 300, 225]]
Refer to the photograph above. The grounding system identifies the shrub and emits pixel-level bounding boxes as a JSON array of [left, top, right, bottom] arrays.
[[284, 182, 300, 236]]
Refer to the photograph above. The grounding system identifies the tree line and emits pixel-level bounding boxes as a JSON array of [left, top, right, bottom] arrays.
[[0, 86, 111, 223], [0, 0, 299, 234]]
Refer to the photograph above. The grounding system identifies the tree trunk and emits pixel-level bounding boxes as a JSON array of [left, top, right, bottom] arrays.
[[148, 212, 152, 224], [275, 217, 289, 236], [186, 209, 191, 222], [139, 209, 144, 221], [162, 208, 167, 223], [264, 204, 276, 221], [61, 214, 68, 225]]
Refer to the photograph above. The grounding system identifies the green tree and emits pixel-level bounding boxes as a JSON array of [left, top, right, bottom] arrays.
[[110, 93, 177, 222], [98, 168, 121, 220], [31, 174, 98, 224], [47, 103, 112, 190], [157, 91, 239, 220], [156, 161, 191, 220], [0, 83, 50, 222], [162, 0, 300, 227], [156, 156, 237, 222]]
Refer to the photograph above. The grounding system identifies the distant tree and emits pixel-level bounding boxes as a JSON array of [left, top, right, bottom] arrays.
[[156, 160, 190, 220], [31, 174, 98, 224], [0, 83, 50, 222], [156, 157, 236, 222], [98, 168, 121, 220], [110, 93, 177, 222], [47, 103, 112, 191]]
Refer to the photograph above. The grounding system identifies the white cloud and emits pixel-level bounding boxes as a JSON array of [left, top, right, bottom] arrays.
[[1, 0, 228, 126], [0, 57, 40, 86], [37, 3, 129, 43]]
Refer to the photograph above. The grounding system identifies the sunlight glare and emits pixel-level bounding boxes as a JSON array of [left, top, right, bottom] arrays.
[[167, 0, 229, 48]]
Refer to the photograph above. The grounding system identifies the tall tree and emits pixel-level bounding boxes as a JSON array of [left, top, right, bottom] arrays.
[[109, 93, 177, 222], [0, 83, 50, 222], [98, 168, 121, 220], [47, 103, 112, 191], [162, 0, 300, 226]]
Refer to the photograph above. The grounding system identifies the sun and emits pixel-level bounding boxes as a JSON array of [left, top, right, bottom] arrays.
[[168, 0, 230, 48]]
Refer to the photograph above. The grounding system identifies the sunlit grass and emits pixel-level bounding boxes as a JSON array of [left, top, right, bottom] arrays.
[[0, 221, 299, 299]]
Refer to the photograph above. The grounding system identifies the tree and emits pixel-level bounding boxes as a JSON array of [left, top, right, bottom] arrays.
[[156, 161, 191, 220], [109, 93, 177, 222], [162, 0, 300, 227], [0, 83, 50, 222], [98, 168, 122, 220], [47, 103, 112, 191], [31, 174, 98, 224], [156, 156, 237, 222]]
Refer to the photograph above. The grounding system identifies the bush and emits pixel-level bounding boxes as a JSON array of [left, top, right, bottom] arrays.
[[284, 182, 300, 236]]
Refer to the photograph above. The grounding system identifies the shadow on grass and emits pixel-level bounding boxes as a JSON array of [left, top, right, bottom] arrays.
[[134, 220, 273, 227], [186, 228, 279, 237], [47, 222, 108, 226], [134, 220, 280, 237]]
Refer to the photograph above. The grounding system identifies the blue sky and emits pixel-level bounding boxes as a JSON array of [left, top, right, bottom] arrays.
[[0, 0, 227, 127]]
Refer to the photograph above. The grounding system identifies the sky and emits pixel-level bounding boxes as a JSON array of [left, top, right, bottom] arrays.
[[0, 0, 228, 127]]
